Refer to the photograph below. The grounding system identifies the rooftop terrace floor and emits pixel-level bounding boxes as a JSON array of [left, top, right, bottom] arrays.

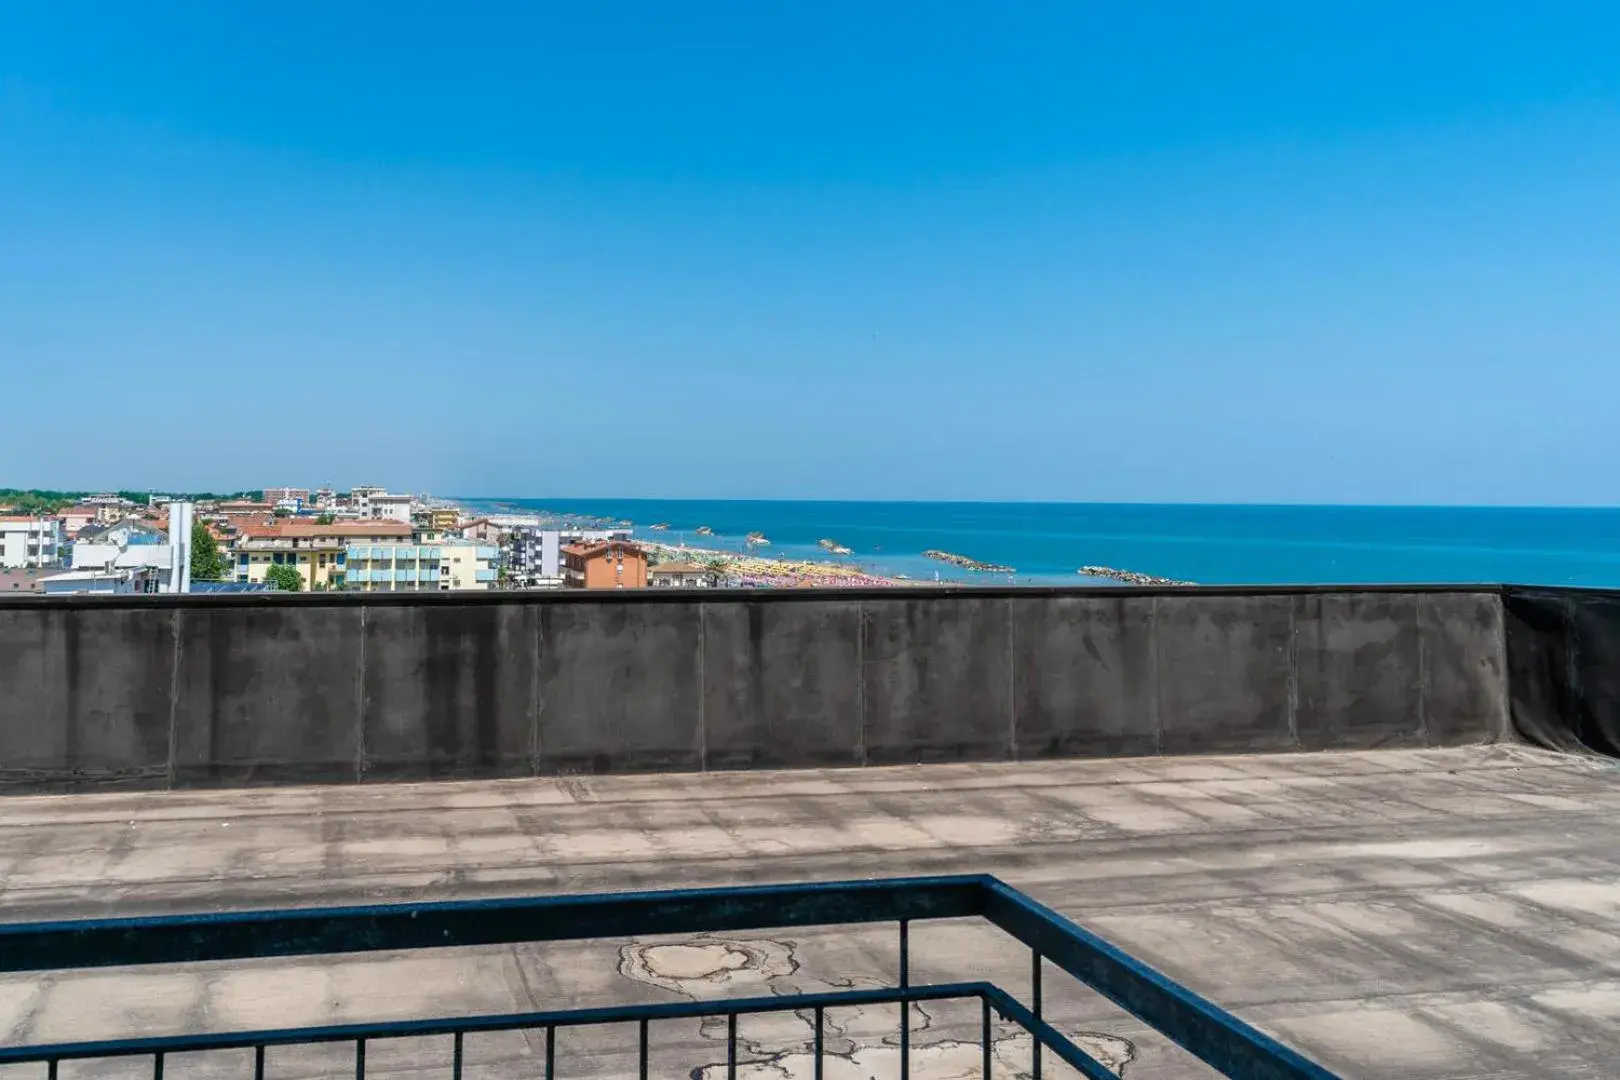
[[1, 746, 1617, 1079]]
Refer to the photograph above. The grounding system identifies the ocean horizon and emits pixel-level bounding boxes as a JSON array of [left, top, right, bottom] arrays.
[[459, 499, 1620, 588]]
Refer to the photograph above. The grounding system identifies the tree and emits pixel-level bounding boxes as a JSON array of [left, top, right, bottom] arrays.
[[190, 522, 228, 582], [315, 513, 336, 525], [264, 563, 304, 591]]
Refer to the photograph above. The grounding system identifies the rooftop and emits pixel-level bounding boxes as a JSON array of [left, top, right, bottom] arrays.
[[0, 746, 1610, 1079], [239, 520, 413, 539], [563, 540, 644, 557]]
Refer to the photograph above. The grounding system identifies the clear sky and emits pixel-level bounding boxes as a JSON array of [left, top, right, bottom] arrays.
[[4, 3, 1619, 504]]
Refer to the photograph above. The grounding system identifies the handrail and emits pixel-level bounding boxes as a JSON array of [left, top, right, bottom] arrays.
[[0, 875, 1341, 1079], [0, 875, 986, 972]]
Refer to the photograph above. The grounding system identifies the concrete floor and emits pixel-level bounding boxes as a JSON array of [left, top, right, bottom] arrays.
[[1, 745, 1618, 1079]]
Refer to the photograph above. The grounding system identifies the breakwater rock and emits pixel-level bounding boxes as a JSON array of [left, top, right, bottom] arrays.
[[818, 538, 854, 555], [924, 550, 1015, 574], [1079, 565, 1195, 586]]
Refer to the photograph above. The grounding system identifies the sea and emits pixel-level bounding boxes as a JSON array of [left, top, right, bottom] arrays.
[[463, 500, 1620, 588]]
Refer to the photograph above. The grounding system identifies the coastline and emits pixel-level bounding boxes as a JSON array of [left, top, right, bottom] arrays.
[[459, 499, 1203, 588], [642, 541, 910, 588]]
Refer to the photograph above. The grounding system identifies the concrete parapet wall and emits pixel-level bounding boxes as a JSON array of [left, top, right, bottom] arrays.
[[1504, 586, 1620, 756], [0, 587, 1512, 791]]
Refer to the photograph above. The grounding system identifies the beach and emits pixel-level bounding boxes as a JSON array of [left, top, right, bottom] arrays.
[[642, 541, 905, 588]]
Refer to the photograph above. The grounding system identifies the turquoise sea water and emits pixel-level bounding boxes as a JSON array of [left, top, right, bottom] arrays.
[[467, 500, 1620, 587]]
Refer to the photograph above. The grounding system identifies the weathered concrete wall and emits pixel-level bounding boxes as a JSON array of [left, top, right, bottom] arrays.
[[1503, 586, 1620, 757], [0, 587, 1512, 791]]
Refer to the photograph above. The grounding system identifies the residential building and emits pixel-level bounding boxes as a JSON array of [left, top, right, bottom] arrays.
[[459, 519, 503, 545], [0, 567, 48, 593], [345, 542, 443, 591], [56, 507, 98, 539], [71, 543, 175, 585], [649, 562, 719, 588], [68, 502, 194, 592], [263, 487, 311, 506], [214, 500, 273, 516], [563, 540, 648, 589], [82, 494, 137, 512], [0, 517, 63, 568], [371, 493, 414, 523], [233, 520, 411, 590], [428, 507, 460, 531], [506, 527, 562, 586], [348, 485, 387, 517], [438, 542, 500, 590], [76, 518, 167, 548]]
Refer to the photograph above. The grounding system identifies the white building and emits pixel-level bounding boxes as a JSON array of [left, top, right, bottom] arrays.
[[39, 568, 157, 595], [68, 502, 194, 593], [439, 541, 500, 590], [371, 493, 414, 523], [0, 517, 63, 568], [349, 485, 387, 517]]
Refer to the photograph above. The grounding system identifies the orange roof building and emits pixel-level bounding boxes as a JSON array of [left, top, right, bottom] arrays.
[[562, 540, 648, 589]]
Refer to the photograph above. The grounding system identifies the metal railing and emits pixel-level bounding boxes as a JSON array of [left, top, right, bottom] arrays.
[[0, 875, 1339, 1080]]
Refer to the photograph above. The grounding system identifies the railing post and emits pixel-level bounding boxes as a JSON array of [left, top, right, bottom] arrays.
[[638, 1018, 648, 1080], [981, 994, 993, 1079], [814, 1004, 824, 1080], [1031, 950, 1042, 1080], [545, 1024, 555, 1080], [727, 1012, 737, 1080], [900, 919, 911, 1080], [453, 1032, 463, 1080]]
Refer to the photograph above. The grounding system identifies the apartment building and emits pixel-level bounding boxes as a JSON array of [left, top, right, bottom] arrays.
[[371, 493, 413, 523], [563, 540, 648, 589], [56, 507, 98, 539], [648, 562, 719, 588], [506, 526, 562, 585], [348, 485, 387, 517], [345, 543, 442, 591], [263, 487, 310, 506], [439, 542, 500, 590], [234, 520, 411, 590], [346, 541, 498, 591], [0, 518, 63, 569], [459, 519, 503, 545]]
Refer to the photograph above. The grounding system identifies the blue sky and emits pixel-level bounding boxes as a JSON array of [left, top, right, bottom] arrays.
[[3, 3, 1618, 503]]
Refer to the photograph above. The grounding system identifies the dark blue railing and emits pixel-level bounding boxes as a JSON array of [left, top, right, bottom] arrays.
[[0, 875, 1339, 1080]]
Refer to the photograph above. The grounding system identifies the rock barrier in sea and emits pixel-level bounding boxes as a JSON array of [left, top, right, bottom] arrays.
[[1078, 565, 1195, 586], [923, 550, 1016, 574]]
